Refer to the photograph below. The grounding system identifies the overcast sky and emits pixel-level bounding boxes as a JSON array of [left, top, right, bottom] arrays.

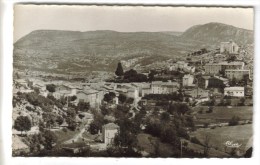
[[14, 5, 254, 42]]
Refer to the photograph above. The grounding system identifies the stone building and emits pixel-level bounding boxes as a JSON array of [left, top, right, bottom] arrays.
[[182, 74, 195, 87], [220, 41, 239, 54], [102, 123, 119, 146], [225, 69, 250, 81]]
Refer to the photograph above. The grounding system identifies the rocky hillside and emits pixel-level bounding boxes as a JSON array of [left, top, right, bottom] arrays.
[[13, 22, 253, 74], [179, 22, 253, 45]]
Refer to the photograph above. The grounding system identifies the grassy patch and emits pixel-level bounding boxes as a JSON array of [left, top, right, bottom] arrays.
[[54, 129, 81, 145], [194, 106, 253, 124], [191, 124, 253, 154]]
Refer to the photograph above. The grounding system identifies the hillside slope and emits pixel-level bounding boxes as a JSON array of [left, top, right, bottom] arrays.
[[13, 22, 253, 74], [179, 22, 253, 45]]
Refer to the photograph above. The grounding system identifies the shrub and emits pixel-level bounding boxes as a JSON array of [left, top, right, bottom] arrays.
[[62, 128, 68, 132], [26, 106, 35, 112], [229, 116, 240, 126]]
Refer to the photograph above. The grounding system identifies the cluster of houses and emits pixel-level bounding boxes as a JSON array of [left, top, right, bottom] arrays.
[[169, 61, 196, 73], [200, 41, 250, 97], [170, 40, 251, 99], [13, 40, 251, 111], [14, 77, 182, 109]]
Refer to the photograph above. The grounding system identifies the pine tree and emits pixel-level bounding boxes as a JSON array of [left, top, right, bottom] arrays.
[[115, 62, 124, 76]]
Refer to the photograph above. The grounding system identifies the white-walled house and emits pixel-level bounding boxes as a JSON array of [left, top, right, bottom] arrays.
[[224, 87, 244, 97], [102, 123, 119, 146], [76, 89, 104, 108], [220, 41, 239, 54], [182, 74, 195, 87], [151, 81, 179, 94]]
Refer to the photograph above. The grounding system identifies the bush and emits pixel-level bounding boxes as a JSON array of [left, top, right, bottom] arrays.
[[62, 127, 68, 132], [229, 116, 240, 126], [26, 106, 35, 112], [46, 84, 56, 93]]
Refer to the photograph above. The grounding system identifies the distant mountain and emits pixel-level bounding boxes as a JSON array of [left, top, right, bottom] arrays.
[[179, 22, 253, 45], [13, 22, 254, 74]]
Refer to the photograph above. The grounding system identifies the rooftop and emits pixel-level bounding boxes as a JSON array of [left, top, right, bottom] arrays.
[[224, 87, 244, 91], [225, 69, 250, 72], [183, 74, 194, 79], [102, 123, 119, 130], [79, 89, 99, 95], [205, 61, 244, 66]]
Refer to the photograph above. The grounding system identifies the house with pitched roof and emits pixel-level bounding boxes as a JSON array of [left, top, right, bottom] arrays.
[[102, 123, 119, 145]]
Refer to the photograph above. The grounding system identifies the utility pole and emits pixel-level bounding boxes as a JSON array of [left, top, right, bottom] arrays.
[[195, 77, 199, 98]]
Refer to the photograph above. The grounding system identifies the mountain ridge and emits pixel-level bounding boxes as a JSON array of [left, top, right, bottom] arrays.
[[13, 22, 253, 74]]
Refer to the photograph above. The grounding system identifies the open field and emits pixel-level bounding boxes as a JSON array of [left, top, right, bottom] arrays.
[[54, 129, 81, 145], [183, 139, 230, 157], [191, 124, 253, 154], [193, 106, 253, 124]]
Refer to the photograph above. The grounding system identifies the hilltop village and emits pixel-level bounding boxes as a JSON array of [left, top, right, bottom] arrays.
[[13, 40, 253, 157]]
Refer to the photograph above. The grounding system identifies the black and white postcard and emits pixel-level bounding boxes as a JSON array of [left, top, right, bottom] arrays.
[[11, 5, 254, 158]]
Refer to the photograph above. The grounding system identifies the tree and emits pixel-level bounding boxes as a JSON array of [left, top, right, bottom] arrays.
[[219, 70, 225, 76], [203, 134, 211, 157], [65, 108, 77, 131], [115, 62, 124, 76], [124, 69, 138, 80], [104, 92, 116, 103], [42, 130, 57, 150], [243, 74, 249, 86], [148, 70, 156, 81], [118, 94, 127, 104], [177, 103, 190, 115], [66, 117, 77, 131], [185, 97, 190, 103], [89, 111, 105, 134], [67, 108, 76, 119], [77, 101, 90, 112], [42, 112, 56, 129], [238, 97, 246, 106], [89, 122, 100, 135], [14, 116, 32, 134], [160, 112, 170, 123], [46, 84, 56, 93], [230, 77, 237, 86], [229, 116, 240, 126], [126, 97, 134, 104], [56, 115, 64, 127], [160, 126, 180, 147], [29, 134, 42, 152], [70, 95, 77, 101], [227, 55, 237, 62]]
